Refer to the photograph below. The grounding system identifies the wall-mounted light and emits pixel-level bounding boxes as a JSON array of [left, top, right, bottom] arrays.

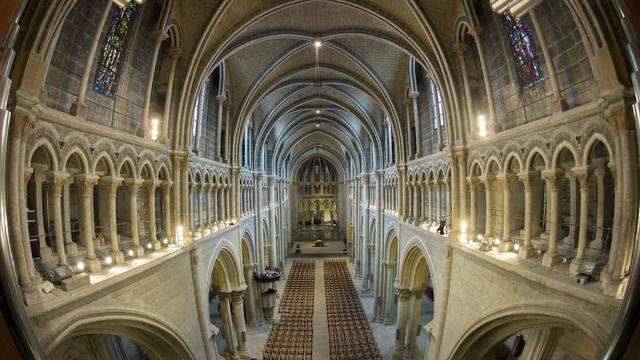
[[478, 115, 488, 137], [513, 243, 521, 252], [104, 256, 113, 265], [127, 249, 134, 257], [150, 118, 160, 141]]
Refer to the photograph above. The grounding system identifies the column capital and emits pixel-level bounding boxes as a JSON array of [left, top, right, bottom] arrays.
[[125, 177, 144, 189], [24, 166, 34, 180], [478, 175, 495, 184], [230, 290, 245, 302], [99, 176, 124, 194], [47, 171, 70, 194], [571, 166, 590, 187], [541, 169, 563, 190], [395, 287, 411, 299], [162, 180, 173, 188], [386, 261, 397, 269], [145, 179, 161, 190], [75, 173, 99, 184], [466, 176, 479, 185], [496, 173, 517, 183], [408, 91, 419, 99]]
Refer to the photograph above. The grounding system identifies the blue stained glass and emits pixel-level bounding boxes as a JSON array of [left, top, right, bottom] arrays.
[[92, 2, 139, 97], [503, 10, 544, 89]]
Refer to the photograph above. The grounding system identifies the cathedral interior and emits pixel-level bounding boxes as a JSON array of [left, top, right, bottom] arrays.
[[0, 0, 640, 359]]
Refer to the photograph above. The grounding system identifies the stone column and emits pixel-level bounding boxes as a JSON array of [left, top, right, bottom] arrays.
[[427, 182, 433, 224], [77, 174, 100, 272], [421, 182, 427, 223], [481, 176, 493, 238], [126, 178, 144, 257], [180, 162, 189, 233], [406, 289, 424, 356], [218, 293, 239, 359], [591, 164, 606, 250], [411, 180, 419, 222], [243, 264, 258, 326], [19, 168, 37, 287], [204, 183, 212, 228], [213, 184, 219, 226], [499, 174, 514, 251], [519, 172, 536, 258], [231, 291, 249, 355], [435, 180, 442, 225], [62, 180, 77, 255], [564, 171, 577, 246], [468, 178, 478, 238], [393, 288, 411, 359], [384, 262, 397, 324], [195, 184, 203, 229], [147, 180, 161, 249], [162, 181, 173, 242], [49, 172, 70, 266], [542, 170, 562, 267], [35, 170, 53, 260], [571, 167, 590, 274], [101, 176, 125, 264]]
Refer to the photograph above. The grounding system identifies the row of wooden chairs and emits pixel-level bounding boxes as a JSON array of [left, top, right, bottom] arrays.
[[324, 261, 381, 360], [264, 261, 315, 360]]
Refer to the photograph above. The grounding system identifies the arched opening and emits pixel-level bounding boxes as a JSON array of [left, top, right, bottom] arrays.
[[50, 333, 152, 360], [449, 312, 602, 360], [528, 152, 547, 251], [382, 234, 399, 325], [27, 145, 57, 269], [208, 247, 247, 359], [585, 140, 614, 259], [396, 245, 435, 359], [47, 314, 194, 360], [504, 156, 524, 248], [555, 148, 578, 253]]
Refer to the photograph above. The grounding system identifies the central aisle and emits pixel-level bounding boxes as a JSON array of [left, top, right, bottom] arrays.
[[312, 258, 330, 359]]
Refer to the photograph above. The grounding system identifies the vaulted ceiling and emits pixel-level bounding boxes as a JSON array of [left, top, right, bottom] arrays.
[[171, 0, 463, 180]]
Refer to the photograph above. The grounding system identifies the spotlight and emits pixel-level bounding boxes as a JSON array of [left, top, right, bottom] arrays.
[[76, 262, 85, 271], [460, 221, 468, 232], [477, 234, 484, 241], [313, 40, 322, 48], [128, 249, 134, 257], [163, 238, 169, 245], [494, 238, 501, 245], [147, 243, 152, 250], [514, 243, 521, 251], [105, 256, 113, 265], [315, 109, 321, 114], [316, 124, 320, 128]]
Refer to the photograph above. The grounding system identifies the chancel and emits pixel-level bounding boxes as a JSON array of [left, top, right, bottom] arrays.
[[0, 0, 639, 359]]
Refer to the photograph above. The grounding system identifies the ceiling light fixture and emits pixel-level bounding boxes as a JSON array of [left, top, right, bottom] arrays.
[[315, 110, 320, 114], [313, 40, 322, 48], [316, 124, 320, 128]]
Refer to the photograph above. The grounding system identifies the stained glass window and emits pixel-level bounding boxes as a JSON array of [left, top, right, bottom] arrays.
[[92, 2, 139, 97], [503, 10, 544, 89]]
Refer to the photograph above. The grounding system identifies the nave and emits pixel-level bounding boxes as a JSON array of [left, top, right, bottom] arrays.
[[253, 257, 382, 360]]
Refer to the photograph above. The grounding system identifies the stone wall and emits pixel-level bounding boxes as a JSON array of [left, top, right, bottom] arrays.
[[31, 250, 207, 359], [477, 0, 594, 131], [45, 0, 162, 135]]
